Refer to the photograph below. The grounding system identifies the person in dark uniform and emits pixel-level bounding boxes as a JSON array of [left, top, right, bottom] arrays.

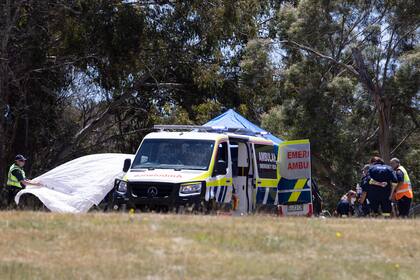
[[367, 156, 397, 217], [4, 155, 40, 208], [311, 179, 323, 216], [358, 164, 371, 216]]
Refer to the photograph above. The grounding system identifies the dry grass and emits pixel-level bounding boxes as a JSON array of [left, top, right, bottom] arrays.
[[0, 212, 418, 280]]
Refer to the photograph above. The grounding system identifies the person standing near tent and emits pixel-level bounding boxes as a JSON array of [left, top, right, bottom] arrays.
[[390, 158, 413, 217], [4, 155, 40, 208], [367, 156, 397, 217]]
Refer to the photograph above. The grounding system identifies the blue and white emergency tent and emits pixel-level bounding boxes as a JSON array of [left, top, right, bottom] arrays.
[[204, 109, 283, 145], [205, 109, 313, 216]]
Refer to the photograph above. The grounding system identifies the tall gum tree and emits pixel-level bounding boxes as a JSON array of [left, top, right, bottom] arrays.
[[270, 0, 419, 162]]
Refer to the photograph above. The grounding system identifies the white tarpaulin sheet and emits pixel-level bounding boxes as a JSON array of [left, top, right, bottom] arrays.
[[15, 153, 134, 213]]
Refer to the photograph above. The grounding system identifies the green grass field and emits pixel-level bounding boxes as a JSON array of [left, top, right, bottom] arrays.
[[0, 212, 418, 280]]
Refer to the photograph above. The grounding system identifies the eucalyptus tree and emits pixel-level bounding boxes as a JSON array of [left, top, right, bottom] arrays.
[[269, 0, 419, 162]]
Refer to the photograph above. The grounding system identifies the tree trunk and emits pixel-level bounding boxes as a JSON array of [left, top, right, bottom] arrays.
[[351, 47, 391, 162], [0, 81, 5, 185], [0, 56, 10, 186], [376, 96, 391, 162]]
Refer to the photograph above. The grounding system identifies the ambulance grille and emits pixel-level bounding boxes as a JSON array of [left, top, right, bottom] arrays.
[[129, 182, 175, 198]]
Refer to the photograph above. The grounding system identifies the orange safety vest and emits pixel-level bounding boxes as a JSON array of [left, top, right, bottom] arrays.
[[395, 166, 413, 200]]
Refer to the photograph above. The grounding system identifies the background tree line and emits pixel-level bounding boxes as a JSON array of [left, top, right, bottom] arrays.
[[1, 0, 418, 210]]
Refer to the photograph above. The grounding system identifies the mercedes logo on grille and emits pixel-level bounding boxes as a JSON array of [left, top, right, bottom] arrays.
[[147, 186, 158, 197]]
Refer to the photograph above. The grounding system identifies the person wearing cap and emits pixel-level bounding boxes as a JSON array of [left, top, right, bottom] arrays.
[[390, 158, 413, 217], [5, 154, 40, 208], [367, 156, 398, 217]]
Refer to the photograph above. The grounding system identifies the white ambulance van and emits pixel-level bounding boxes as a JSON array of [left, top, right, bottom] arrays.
[[110, 125, 312, 215]]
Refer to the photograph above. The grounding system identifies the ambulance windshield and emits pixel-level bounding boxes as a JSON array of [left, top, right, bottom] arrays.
[[132, 139, 215, 170]]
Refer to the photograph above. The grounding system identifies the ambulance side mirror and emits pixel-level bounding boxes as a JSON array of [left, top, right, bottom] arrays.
[[214, 160, 227, 175], [123, 158, 131, 173]]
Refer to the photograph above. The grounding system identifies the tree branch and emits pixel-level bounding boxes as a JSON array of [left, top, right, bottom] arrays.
[[277, 40, 359, 77], [351, 46, 377, 94], [54, 71, 153, 162], [391, 128, 419, 155], [383, 24, 420, 84], [382, 26, 397, 83], [142, 82, 185, 89]]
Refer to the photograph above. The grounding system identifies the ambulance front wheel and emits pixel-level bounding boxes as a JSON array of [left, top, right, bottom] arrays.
[[111, 202, 131, 212]]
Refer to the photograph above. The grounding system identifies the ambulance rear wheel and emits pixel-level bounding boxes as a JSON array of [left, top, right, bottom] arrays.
[[204, 199, 217, 215], [193, 201, 207, 214]]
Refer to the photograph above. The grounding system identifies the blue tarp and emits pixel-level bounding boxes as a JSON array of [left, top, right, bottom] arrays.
[[204, 109, 283, 144]]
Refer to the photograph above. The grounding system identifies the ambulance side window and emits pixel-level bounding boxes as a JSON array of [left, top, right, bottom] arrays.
[[217, 142, 228, 162], [255, 144, 277, 179], [214, 142, 228, 175], [230, 142, 239, 177]]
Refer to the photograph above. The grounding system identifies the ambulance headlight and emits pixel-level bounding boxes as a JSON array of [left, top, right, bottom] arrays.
[[117, 181, 127, 193], [179, 182, 202, 196]]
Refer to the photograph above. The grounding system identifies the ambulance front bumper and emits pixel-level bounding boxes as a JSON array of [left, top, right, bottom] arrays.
[[111, 180, 205, 208]]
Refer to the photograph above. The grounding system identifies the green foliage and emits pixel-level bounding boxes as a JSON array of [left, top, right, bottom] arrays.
[[239, 39, 278, 122], [1, 0, 418, 210], [266, 0, 419, 208], [261, 106, 290, 140], [192, 99, 224, 124]]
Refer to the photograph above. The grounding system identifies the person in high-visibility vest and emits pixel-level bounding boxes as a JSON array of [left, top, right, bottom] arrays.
[[390, 158, 413, 217], [5, 154, 40, 208]]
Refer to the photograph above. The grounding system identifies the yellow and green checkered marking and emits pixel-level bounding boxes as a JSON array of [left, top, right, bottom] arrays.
[[277, 178, 311, 204]]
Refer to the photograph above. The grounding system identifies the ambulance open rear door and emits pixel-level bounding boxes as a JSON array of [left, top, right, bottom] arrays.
[[254, 143, 279, 209], [277, 139, 313, 216]]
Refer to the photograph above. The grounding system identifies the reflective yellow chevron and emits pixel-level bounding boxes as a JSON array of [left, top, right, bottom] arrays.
[[256, 178, 279, 188], [206, 177, 233, 187], [288, 178, 307, 202]]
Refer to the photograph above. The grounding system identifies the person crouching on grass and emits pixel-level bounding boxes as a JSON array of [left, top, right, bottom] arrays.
[[336, 190, 357, 217]]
